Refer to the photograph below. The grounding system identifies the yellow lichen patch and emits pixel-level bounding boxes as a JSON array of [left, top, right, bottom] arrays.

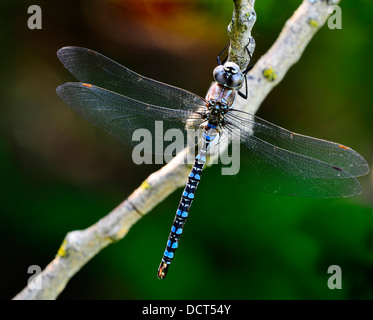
[[263, 68, 278, 82], [105, 235, 117, 243], [140, 180, 151, 190], [57, 239, 68, 257], [116, 226, 129, 240], [308, 19, 319, 28]]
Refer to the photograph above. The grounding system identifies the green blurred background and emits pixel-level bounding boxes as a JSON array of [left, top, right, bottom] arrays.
[[1, 0, 372, 299]]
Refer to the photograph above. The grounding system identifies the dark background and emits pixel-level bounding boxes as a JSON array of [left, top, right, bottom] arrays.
[[0, 0, 372, 299]]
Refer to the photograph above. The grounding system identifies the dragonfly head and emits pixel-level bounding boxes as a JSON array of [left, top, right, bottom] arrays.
[[213, 61, 244, 89]]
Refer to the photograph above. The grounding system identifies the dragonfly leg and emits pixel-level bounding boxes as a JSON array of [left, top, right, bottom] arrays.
[[242, 38, 254, 74], [238, 39, 255, 100], [238, 75, 249, 99], [217, 42, 230, 66]]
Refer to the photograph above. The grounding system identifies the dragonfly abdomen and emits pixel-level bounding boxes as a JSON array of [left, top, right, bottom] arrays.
[[157, 153, 205, 279], [157, 128, 218, 279]]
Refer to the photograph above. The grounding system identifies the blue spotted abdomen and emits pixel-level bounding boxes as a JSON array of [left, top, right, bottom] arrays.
[[157, 127, 217, 279]]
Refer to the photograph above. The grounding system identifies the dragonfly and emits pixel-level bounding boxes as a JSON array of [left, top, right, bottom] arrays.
[[56, 46, 369, 279]]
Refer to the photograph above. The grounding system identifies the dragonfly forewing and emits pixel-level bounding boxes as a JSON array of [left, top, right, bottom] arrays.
[[57, 46, 206, 112], [56, 82, 203, 155]]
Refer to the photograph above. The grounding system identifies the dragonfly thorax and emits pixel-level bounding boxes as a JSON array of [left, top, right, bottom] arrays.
[[203, 82, 236, 127]]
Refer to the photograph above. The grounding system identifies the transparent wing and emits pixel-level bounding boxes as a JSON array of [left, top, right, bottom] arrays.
[[220, 111, 369, 198], [56, 82, 204, 154], [57, 46, 205, 112], [227, 110, 369, 177]]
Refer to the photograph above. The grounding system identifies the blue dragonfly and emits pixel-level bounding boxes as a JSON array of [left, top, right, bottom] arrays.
[[56, 46, 369, 279]]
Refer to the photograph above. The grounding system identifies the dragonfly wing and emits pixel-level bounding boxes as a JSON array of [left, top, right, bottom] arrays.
[[221, 125, 363, 198], [57, 47, 205, 113], [57, 82, 203, 154], [227, 110, 369, 177]]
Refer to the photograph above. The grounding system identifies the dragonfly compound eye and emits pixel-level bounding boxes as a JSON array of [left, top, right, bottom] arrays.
[[227, 72, 244, 89], [213, 65, 228, 85]]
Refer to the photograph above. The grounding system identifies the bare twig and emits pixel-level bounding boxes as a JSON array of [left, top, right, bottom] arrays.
[[13, 0, 339, 300]]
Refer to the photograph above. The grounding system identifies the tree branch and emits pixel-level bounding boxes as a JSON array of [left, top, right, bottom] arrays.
[[228, 0, 257, 70], [236, 0, 340, 116], [13, 0, 339, 300]]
